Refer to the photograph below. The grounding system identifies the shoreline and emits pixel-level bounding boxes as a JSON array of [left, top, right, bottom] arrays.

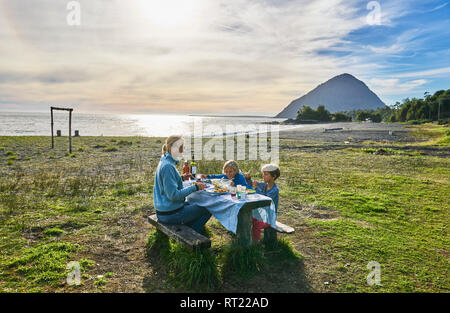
[[188, 114, 277, 118], [0, 122, 410, 143]]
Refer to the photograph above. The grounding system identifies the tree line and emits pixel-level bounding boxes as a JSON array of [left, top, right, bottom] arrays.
[[388, 89, 450, 122], [295, 105, 383, 123], [294, 89, 449, 123]]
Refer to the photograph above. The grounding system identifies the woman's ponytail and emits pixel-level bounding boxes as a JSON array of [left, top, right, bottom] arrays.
[[161, 135, 183, 156]]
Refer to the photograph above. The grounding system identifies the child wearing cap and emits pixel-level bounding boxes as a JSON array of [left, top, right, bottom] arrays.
[[251, 164, 280, 242]]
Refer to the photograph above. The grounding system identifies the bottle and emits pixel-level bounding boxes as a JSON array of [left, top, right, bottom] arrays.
[[190, 155, 197, 176], [182, 161, 190, 175]]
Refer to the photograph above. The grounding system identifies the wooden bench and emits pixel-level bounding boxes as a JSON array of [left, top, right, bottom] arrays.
[[262, 220, 295, 244], [148, 214, 211, 250]]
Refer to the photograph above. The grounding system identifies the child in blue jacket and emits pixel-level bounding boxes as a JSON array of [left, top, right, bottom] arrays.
[[251, 164, 280, 242], [203, 160, 252, 189]]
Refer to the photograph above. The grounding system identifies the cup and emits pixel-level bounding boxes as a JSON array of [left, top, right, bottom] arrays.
[[241, 186, 247, 200], [230, 187, 236, 198], [236, 185, 242, 199]]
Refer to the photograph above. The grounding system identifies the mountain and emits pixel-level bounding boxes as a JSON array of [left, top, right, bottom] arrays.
[[276, 73, 386, 118]]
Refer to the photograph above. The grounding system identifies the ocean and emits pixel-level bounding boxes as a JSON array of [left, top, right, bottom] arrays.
[[0, 111, 294, 137]]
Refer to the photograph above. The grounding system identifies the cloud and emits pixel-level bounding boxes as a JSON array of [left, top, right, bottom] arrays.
[[369, 78, 428, 95], [0, 0, 449, 113], [395, 67, 450, 78], [425, 1, 448, 12]]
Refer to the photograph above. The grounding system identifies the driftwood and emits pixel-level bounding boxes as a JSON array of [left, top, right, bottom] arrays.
[[324, 127, 343, 132]]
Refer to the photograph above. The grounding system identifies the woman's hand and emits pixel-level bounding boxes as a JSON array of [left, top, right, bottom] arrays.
[[252, 181, 258, 189], [182, 173, 192, 181], [196, 182, 206, 190], [201, 174, 207, 179], [230, 182, 234, 186]]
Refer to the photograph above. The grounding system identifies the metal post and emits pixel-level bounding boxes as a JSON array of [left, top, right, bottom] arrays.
[[69, 109, 72, 154], [438, 100, 441, 121], [51, 107, 54, 149], [49, 106, 74, 153]]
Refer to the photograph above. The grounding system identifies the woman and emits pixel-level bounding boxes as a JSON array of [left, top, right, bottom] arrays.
[[153, 135, 211, 233]]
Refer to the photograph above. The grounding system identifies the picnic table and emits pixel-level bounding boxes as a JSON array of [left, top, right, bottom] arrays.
[[148, 180, 294, 249], [184, 181, 276, 246]]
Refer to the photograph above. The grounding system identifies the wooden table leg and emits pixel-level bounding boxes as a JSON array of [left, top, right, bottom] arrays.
[[263, 227, 277, 246], [236, 206, 253, 247]]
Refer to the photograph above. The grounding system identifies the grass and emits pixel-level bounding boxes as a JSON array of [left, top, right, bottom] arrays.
[[221, 243, 266, 279], [145, 229, 302, 291], [43, 228, 65, 236], [146, 230, 220, 290], [0, 126, 448, 292], [406, 123, 450, 146], [4, 242, 80, 289]]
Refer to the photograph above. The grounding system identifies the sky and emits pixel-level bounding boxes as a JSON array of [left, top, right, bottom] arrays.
[[0, 0, 449, 116]]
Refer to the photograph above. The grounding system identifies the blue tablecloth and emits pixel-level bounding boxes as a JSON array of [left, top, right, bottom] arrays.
[[184, 181, 277, 234]]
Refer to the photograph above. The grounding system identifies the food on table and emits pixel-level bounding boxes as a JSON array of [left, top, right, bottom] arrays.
[[213, 188, 228, 193]]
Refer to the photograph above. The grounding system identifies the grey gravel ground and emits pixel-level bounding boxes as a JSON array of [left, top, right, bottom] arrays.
[[278, 122, 412, 143]]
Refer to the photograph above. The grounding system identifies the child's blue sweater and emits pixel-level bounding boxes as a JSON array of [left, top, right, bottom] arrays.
[[207, 173, 252, 188], [255, 182, 279, 213]]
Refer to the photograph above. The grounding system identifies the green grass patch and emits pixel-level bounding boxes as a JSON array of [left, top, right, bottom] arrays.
[[221, 243, 266, 279], [118, 140, 133, 146], [5, 242, 80, 287], [43, 228, 65, 237], [145, 230, 303, 291], [103, 146, 118, 152], [146, 230, 220, 290], [93, 144, 107, 149]]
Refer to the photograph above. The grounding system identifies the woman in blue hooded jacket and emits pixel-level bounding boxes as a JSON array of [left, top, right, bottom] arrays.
[[153, 135, 211, 233]]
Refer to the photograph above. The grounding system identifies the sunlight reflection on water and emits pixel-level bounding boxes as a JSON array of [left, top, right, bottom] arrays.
[[0, 112, 292, 137]]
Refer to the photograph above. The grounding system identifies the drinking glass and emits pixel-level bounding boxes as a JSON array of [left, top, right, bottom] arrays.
[[236, 185, 242, 199]]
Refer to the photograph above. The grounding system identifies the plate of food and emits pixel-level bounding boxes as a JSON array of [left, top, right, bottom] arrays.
[[205, 188, 229, 195], [247, 189, 256, 194]]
